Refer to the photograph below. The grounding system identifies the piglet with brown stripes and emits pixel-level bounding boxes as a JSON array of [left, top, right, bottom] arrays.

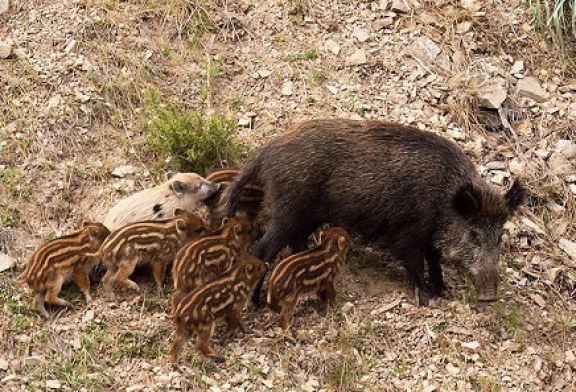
[[170, 255, 267, 363], [267, 227, 349, 330], [171, 216, 254, 308], [98, 209, 206, 301], [16, 222, 110, 319]]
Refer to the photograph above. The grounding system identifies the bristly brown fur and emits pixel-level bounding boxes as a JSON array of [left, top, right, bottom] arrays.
[[99, 209, 206, 301], [17, 222, 110, 319], [170, 255, 267, 363], [267, 227, 349, 330], [223, 119, 525, 307], [171, 216, 255, 308]]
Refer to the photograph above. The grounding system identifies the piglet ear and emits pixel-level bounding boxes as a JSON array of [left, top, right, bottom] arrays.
[[173, 208, 186, 217], [165, 171, 177, 181], [169, 180, 188, 195], [505, 178, 526, 212], [176, 219, 187, 233], [337, 236, 346, 250], [453, 183, 481, 218]]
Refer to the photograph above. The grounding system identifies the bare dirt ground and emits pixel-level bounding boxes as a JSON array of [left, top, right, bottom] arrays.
[[1, 0, 575, 390]]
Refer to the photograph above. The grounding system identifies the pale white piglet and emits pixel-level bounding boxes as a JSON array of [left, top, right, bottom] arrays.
[[103, 173, 220, 231]]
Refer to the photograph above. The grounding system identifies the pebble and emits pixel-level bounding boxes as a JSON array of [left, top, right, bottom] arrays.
[[324, 39, 341, 56], [0, 40, 12, 59], [46, 380, 62, 389], [0, 358, 8, 370], [461, 341, 481, 351], [0, 0, 8, 15], [111, 165, 137, 178], [346, 48, 367, 66], [0, 253, 15, 272], [258, 69, 272, 78], [516, 77, 549, 102], [391, 0, 412, 13], [353, 27, 370, 43], [281, 81, 293, 96], [446, 363, 460, 376], [510, 60, 524, 75], [558, 238, 576, 260]]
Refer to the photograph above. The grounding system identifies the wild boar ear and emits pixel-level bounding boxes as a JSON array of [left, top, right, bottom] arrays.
[[233, 225, 241, 238], [88, 226, 101, 240], [317, 231, 326, 243], [505, 178, 526, 212], [165, 171, 177, 181], [176, 219, 187, 233], [173, 208, 186, 217], [82, 221, 92, 228], [337, 236, 346, 250], [453, 183, 481, 218], [169, 181, 188, 195]]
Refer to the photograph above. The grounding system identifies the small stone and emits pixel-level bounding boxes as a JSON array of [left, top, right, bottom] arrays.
[[570, 184, 576, 195], [510, 60, 524, 75], [0, 0, 8, 14], [0, 358, 8, 370], [326, 85, 338, 94], [446, 363, 460, 376], [258, 69, 272, 78], [281, 81, 293, 96], [111, 165, 137, 178], [548, 154, 573, 175], [324, 39, 341, 55], [346, 48, 367, 66], [559, 238, 576, 260], [238, 118, 251, 127], [0, 253, 15, 272], [0, 40, 12, 59], [64, 39, 77, 54], [391, 0, 411, 13], [565, 350, 575, 363], [555, 140, 576, 159], [486, 161, 506, 171], [508, 159, 525, 175], [82, 310, 95, 323], [516, 77, 549, 102], [126, 385, 145, 392], [478, 78, 507, 109], [373, 17, 394, 30], [447, 130, 465, 141], [456, 21, 472, 34], [46, 380, 62, 389], [341, 301, 354, 313], [411, 36, 441, 61], [461, 341, 481, 351], [531, 294, 546, 308], [353, 27, 370, 43], [261, 379, 274, 389], [569, 102, 576, 118]]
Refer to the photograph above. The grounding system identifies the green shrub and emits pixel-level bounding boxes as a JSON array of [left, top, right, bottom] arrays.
[[144, 94, 245, 174]]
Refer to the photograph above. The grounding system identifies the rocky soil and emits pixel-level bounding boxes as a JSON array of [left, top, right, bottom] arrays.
[[1, 0, 575, 390]]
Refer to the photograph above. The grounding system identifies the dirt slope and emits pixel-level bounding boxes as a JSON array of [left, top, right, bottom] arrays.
[[1, 0, 575, 391]]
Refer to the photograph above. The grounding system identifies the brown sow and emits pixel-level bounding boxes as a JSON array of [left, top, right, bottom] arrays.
[[267, 227, 349, 330], [171, 216, 254, 308], [16, 222, 110, 319], [170, 255, 268, 363], [98, 209, 206, 301]]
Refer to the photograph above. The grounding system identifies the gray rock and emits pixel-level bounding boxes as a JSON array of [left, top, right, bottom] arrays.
[[559, 238, 576, 260], [111, 165, 137, 178], [373, 17, 394, 31], [486, 161, 506, 171], [0, 253, 15, 273], [516, 77, 549, 102], [0, 0, 8, 15], [510, 60, 524, 75], [548, 153, 573, 175], [0, 40, 12, 59], [411, 36, 441, 61], [353, 27, 370, 43], [346, 48, 367, 66], [391, 0, 412, 13], [555, 140, 576, 160], [0, 358, 8, 370], [324, 39, 340, 56], [478, 78, 507, 109]]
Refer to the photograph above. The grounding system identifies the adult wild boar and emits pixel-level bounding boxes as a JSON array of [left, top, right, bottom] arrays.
[[104, 172, 220, 231], [223, 119, 525, 306]]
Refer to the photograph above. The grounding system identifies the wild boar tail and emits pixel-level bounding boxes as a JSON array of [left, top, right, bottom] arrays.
[[223, 153, 263, 217]]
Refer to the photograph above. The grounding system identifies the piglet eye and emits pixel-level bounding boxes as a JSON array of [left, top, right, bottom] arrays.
[[470, 230, 481, 244]]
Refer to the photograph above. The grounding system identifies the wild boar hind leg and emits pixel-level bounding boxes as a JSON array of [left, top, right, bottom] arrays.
[[45, 274, 70, 308], [396, 248, 432, 306]]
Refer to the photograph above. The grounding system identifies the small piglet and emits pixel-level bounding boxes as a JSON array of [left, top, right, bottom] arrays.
[[98, 209, 206, 300], [171, 216, 254, 307], [16, 222, 110, 318], [267, 227, 349, 330], [204, 167, 264, 227], [170, 255, 268, 362]]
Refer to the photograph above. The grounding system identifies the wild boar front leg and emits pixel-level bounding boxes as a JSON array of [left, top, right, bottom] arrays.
[[151, 261, 167, 295], [196, 323, 220, 360], [223, 310, 248, 341], [170, 325, 191, 364], [114, 257, 140, 293], [278, 296, 297, 331], [32, 291, 50, 319], [45, 274, 70, 308], [319, 279, 337, 310], [72, 269, 92, 304]]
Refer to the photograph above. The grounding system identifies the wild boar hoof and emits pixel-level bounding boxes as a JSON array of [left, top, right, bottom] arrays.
[[414, 285, 432, 307]]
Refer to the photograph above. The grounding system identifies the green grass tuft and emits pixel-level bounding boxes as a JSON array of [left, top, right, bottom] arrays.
[[530, 0, 576, 55], [144, 91, 245, 174]]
